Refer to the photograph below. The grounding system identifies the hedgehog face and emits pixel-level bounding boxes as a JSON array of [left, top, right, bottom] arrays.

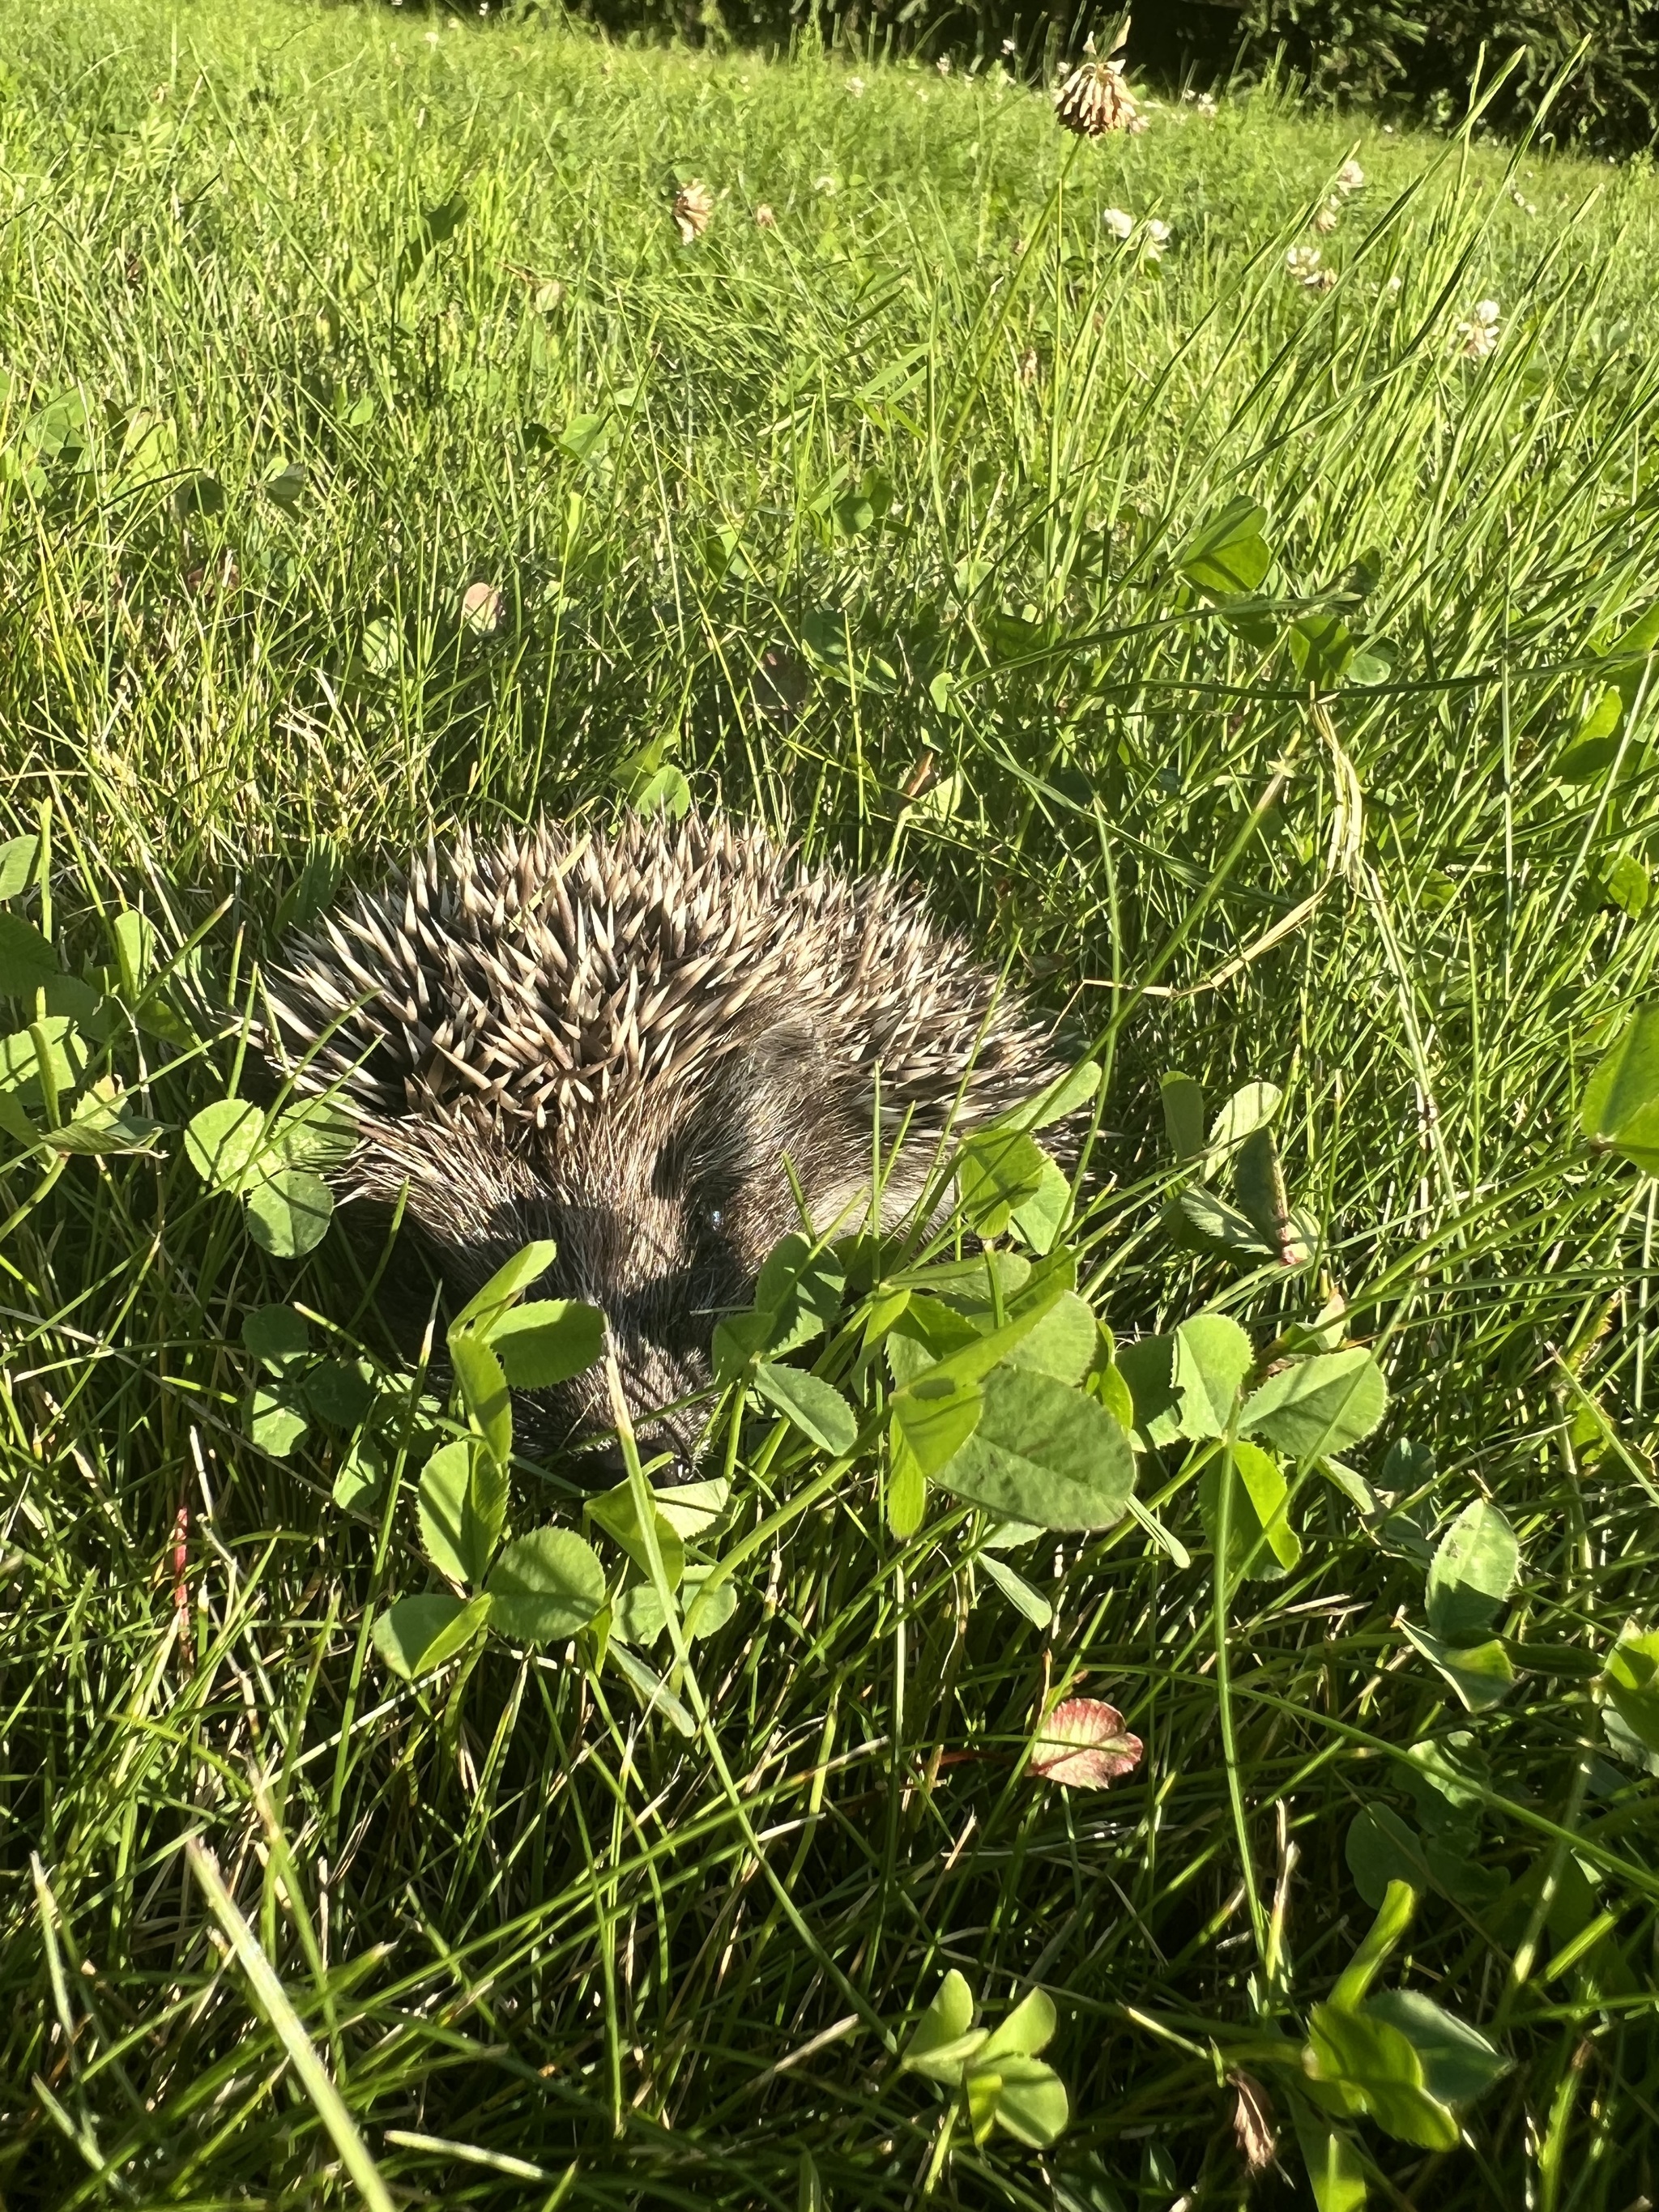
[[267, 812, 1064, 1476], [503, 1024, 923, 1471]]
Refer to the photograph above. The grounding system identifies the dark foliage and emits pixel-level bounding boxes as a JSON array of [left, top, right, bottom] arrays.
[[501, 0, 1659, 150]]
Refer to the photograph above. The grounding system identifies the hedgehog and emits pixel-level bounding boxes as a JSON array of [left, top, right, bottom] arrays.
[[264, 813, 1066, 1471]]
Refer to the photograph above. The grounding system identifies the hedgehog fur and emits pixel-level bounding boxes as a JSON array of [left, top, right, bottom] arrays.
[[265, 813, 1065, 1462]]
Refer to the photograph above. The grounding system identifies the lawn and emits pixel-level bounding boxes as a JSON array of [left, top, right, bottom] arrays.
[[6, 3, 1659, 2206]]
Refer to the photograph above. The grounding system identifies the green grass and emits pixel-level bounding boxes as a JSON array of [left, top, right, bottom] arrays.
[[7, 3, 1659, 2206]]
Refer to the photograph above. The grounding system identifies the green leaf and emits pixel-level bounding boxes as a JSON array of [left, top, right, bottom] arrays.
[[487, 1297, 604, 1387], [360, 615, 400, 678], [1346, 1805, 1433, 1909], [246, 1167, 335, 1257], [486, 1527, 605, 1643], [1201, 1438, 1301, 1580], [891, 1373, 983, 1477], [1349, 637, 1397, 687], [1602, 1622, 1659, 1752], [45, 1078, 157, 1155], [605, 1636, 696, 1733], [451, 1238, 561, 1318], [957, 1127, 1049, 1237], [1401, 1622, 1516, 1711], [1559, 685, 1625, 782], [241, 1304, 310, 1370], [1002, 1292, 1097, 1385], [271, 1097, 356, 1171], [979, 1988, 1056, 2062], [587, 1482, 684, 1590], [1582, 1005, 1659, 1172], [932, 1365, 1135, 1531], [1114, 1332, 1182, 1447], [332, 1434, 386, 1511], [0, 836, 38, 901], [1171, 1312, 1254, 1438], [970, 2050, 1069, 2147], [301, 1357, 375, 1428], [652, 1475, 731, 1542], [1010, 1156, 1073, 1253], [373, 1592, 492, 1680], [754, 1233, 846, 1356], [247, 1382, 309, 1458], [173, 471, 225, 522], [1164, 1183, 1275, 1261], [1161, 1071, 1206, 1163], [108, 910, 153, 999], [999, 1059, 1102, 1134], [1303, 2003, 1459, 2150], [713, 1309, 771, 1383], [1402, 1732, 1488, 1825], [980, 1552, 1052, 1627], [0, 913, 58, 996], [887, 1433, 928, 1536], [887, 1298, 979, 1382], [1203, 1080, 1282, 1175], [560, 412, 609, 465], [0, 1018, 83, 1106], [613, 1561, 736, 1647], [185, 1098, 270, 1190], [888, 1250, 1031, 1300], [397, 193, 468, 290], [1291, 2110, 1368, 2212], [1601, 852, 1651, 918], [450, 1333, 512, 1469], [1241, 1349, 1388, 1460], [753, 1362, 858, 1455], [262, 458, 306, 512], [902, 1971, 984, 2082], [1235, 1125, 1303, 1259], [1331, 1880, 1418, 2014], [630, 764, 692, 818], [417, 1438, 505, 1586], [1177, 496, 1272, 598], [1426, 1498, 1519, 1643], [1289, 609, 1355, 689], [1363, 1992, 1509, 2108]]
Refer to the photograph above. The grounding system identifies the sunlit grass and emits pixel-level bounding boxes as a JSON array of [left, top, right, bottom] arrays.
[[6, 2, 1659, 2205]]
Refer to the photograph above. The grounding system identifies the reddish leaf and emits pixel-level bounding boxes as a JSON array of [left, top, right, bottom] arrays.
[[1029, 1697, 1143, 1788]]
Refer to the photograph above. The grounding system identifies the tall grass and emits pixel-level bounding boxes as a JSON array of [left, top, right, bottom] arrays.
[[5, 4, 1659, 2206]]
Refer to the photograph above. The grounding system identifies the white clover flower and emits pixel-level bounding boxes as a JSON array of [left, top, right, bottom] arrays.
[[1456, 299, 1502, 358], [1314, 200, 1340, 234], [846, 74, 865, 96], [1286, 245, 1324, 286], [1102, 207, 1134, 241], [936, 54, 951, 75], [1196, 93, 1218, 117], [1335, 158, 1365, 194]]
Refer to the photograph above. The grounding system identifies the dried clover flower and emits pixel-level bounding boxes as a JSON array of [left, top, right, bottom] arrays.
[[672, 180, 714, 245], [1055, 58, 1137, 139]]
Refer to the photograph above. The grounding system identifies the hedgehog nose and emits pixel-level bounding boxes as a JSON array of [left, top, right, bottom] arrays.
[[580, 1439, 698, 1489]]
